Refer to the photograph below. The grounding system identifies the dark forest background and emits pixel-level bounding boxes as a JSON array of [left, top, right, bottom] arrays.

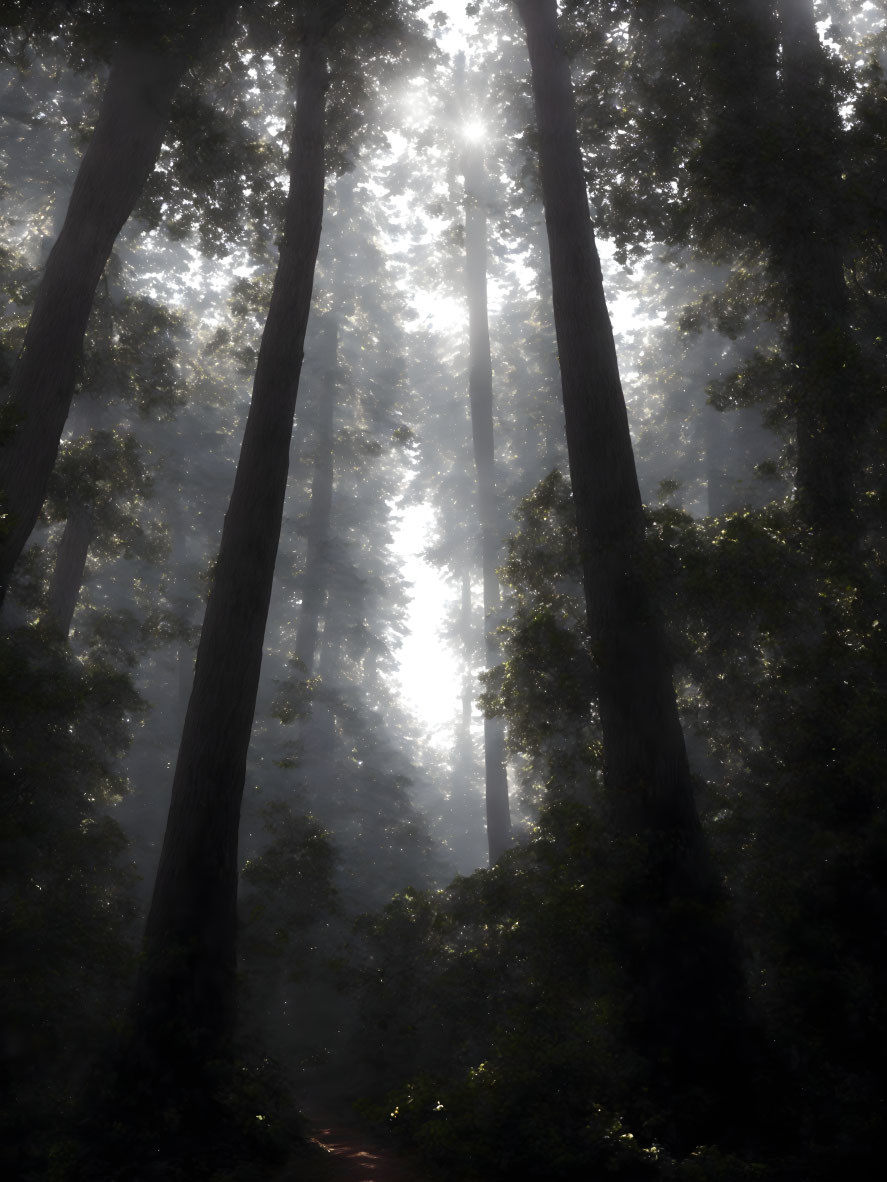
[[1, 1, 885, 1178]]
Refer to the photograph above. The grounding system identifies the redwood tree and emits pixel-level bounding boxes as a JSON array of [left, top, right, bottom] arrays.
[[0, 3, 232, 600], [772, 0, 864, 541], [294, 315, 339, 675], [127, 17, 333, 1084], [690, 0, 865, 543], [457, 59, 511, 864], [513, 0, 750, 1141]]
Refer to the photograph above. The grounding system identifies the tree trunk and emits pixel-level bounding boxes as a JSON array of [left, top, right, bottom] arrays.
[[293, 315, 339, 777], [515, 0, 697, 838], [169, 495, 197, 718], [309, 618, 339, 764], [701, 0, 862, 543], [458, 570, 474, 755], [0, 42, 190, 599], [775, 0, 861, 542], [461, 88, 511, 864], [46, 504, 92, 637], [126, 34, 329, 1085], [704, 404, 733, 517], [294, 315, 338, 675], [450, 571, 483, 869], [514, 0, 749, 1143]]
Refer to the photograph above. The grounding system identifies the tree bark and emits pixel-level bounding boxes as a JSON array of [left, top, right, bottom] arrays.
[[168, 495, 197, 718], [704, 404, 734, 517], [774, 0, 861, 541], [294, 315, 338, 675], [46, 504, 92, 637], [127, 34, 329, 1084], [697, 0, 862, 542], [0, 42, 190, 600], [461, 97, 511, 864], [515, 0, 697, 838], [514, 0, 749, 1142], [293, 315, 339, 772], [458, 570, 474, 759]]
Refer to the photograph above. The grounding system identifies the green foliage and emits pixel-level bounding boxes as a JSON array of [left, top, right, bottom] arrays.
[[643, 499, 887, 1170], [69, 1051, 313, 1181], [2, 3, 884, 1179], [238, 802, 340, 1073], [80, 279, 188, 419], [353, 457, 887, 1177], [0, 623, 141, 1176], [480, 471, 599, 808], [269, 663, 319, 726], [0, 244, 36, 392], [0, 1, 237, 72], [352, 798, 764, 1178], [137, 88, 284, 259], [241, 800, 339, 944], [44, 429, 165, 563]]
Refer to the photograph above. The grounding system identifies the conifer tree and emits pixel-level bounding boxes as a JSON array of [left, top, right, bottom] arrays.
[[43, 430, 158, 636], [513, 0, 749, 1140], [125, 0, 412, 1099], [688, 0, 866, 542], [456, 56, 511, 863], [127, 12, 335, 1087], [0, 2, 234, 598], [294, 315, 338, 676]]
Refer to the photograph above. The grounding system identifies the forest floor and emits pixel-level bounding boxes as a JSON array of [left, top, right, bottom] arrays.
[[287, 1103, 424, 1181]]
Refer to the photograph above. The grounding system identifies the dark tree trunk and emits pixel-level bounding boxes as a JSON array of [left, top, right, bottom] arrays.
[[126, 34, 329, 1085], [293, 315, 339, 772], [46, 504, 92, 636], [704, 404, 733, 517], [451, 571, 482, 866], [309, 617, 339, 763], [168, 496, 197, 718], [458, 570, 474, 749], [514, 0, 750, 1144], [462, 107, 511, 864], [515, 0, 697, 838], [0, 42, 190, 599], [294, 315, 338, 675], [702, 0, 862, 543], [775, 0, 861, 542]]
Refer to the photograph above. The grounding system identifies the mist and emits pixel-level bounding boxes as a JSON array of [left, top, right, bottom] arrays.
[[2, 1, 885, 1178]]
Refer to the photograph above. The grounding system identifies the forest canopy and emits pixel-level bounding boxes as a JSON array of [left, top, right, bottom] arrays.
[[0, 0, 885, 1179]]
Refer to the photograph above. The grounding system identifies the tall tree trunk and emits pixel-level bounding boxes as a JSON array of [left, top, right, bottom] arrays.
[[168, 494, 197, 718], [126, 34, 329, 1086], [451, 571, 483, 868], [458, 570, 474, 756], [294, 315, 338, 675], [460, 81, 511, 864], [294, 316, 339, 774], [515, 0, 696, 837], [704, 404, 733, 517], [309, 614, 339, 764], [702, 0, 862, 543], [775, 0, 861, 542], [514, 0, 749, 1143], [46, 503, 92, 636], [0, 42, 191, 600]]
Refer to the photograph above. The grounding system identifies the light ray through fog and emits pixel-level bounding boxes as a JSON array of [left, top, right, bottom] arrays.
[[392, 502, 463, 746]]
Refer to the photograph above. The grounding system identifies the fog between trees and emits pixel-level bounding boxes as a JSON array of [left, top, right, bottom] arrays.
[[1, 1, 885, 1179]]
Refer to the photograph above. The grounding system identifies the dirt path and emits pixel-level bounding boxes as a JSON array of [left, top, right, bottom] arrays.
[[299, 1107, 423, 1181]]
